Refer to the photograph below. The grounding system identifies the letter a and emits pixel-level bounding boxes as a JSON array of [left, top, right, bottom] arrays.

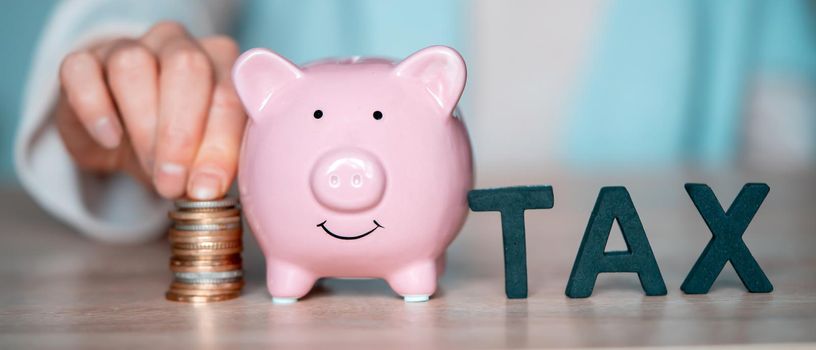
[[566, 187, 666, 298]]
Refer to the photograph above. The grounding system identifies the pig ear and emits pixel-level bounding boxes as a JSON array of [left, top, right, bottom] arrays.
[[232, 48, 303, 120], [394, 46, 467, 114]]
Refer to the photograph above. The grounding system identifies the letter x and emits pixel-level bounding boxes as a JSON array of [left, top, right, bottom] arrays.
[[682, 183, 773, 294]]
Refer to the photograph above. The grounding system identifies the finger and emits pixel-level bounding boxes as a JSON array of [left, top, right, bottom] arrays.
[[187, 36, 245, 200], [56, 91, 153, 189], [54, 92, 121, 172], [59, 50, 123, 149], [119, 139, 154, 187], [104, 39, 159, 174], [139, 21, 189, 51], [152, 30, 214, 198]]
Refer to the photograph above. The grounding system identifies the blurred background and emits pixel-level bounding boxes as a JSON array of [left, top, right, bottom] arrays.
[[1, 0, 815, 187]]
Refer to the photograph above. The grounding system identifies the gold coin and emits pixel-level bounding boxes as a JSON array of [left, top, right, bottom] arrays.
[[168, 287, 242, 297], [165, 291, 239, 303], [169, 233, 242, 244], [169, 227, 240, 236], [168, 233, 242, 240], [174, 216, 241, 225], [168, 208, 240, 221], [173, 223, 241, 232], [170, 263, 242, 273], [182, 207, 237, 214], [170, 258, 241, 267], [171, 281, 244, 291], [171, 256, 241, 266], [171, 253, 241, 261], [172, 241, 242, 250], [172, 247, 242, 256]]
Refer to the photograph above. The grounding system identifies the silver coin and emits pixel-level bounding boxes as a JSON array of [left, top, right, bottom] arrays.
[[173, 222, 241, 231], [175, 197, 239, 210], [174, 277, 243, 284], [174, 270, 243, 280]]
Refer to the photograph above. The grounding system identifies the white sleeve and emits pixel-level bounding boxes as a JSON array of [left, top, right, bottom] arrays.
[[13, 0, 238, 243]]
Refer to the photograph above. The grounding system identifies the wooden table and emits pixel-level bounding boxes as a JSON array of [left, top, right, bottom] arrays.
[[1, 168, 814, 349]]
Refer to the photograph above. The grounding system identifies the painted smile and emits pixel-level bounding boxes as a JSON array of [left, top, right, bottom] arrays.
[[317, 220, 384, 240]]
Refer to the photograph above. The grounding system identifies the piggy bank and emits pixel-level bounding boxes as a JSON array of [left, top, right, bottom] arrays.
[[232, 46, 473, 303]]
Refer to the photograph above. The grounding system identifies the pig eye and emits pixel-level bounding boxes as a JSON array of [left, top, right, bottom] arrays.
[[313, 110, 323, 119], [373, 111, 383, 120]]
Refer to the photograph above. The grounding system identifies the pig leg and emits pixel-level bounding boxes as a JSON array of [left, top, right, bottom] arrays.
[[386, 260, 439, 303], [266, 261, 317, 304], [435, 253, 446, 277]]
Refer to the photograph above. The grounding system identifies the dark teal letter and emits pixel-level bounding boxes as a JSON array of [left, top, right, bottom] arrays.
[[682, 183, 772, 294], [468, 186, 554, 299], [566, 187, 666, 298]]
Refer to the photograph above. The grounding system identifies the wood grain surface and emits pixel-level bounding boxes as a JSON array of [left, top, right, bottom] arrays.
[[1, 168, 814, 349]]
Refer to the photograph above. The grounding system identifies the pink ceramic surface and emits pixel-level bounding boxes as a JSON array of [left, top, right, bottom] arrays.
[[232, 46, 473, 303]]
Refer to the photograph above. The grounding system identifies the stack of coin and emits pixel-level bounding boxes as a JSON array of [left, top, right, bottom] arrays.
[[166, 197, 244, 303]]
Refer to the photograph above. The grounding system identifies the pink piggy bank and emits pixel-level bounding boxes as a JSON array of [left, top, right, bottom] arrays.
[[232, 46, 473, 303]]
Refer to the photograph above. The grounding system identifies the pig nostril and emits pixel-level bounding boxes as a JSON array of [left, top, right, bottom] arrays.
[[329, 175, 340, 188], [351, 174, 363, 188]]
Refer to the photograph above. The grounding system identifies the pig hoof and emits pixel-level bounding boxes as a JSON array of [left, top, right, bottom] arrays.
[[272, 297, 298, 304], [403, 295, 430, 303]]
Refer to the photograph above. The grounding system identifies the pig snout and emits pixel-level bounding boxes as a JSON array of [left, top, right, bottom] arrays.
[[310, 149, 386, 212]]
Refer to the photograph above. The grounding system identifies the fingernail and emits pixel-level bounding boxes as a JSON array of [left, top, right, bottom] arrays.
[[189, 169, 224, 200], [93, 117, 121, 149], [155, 162, 187, 198], [160, 162, 185, 175]]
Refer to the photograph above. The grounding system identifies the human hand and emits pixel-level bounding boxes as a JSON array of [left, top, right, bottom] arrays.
[[56, 21, 246, 200]]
